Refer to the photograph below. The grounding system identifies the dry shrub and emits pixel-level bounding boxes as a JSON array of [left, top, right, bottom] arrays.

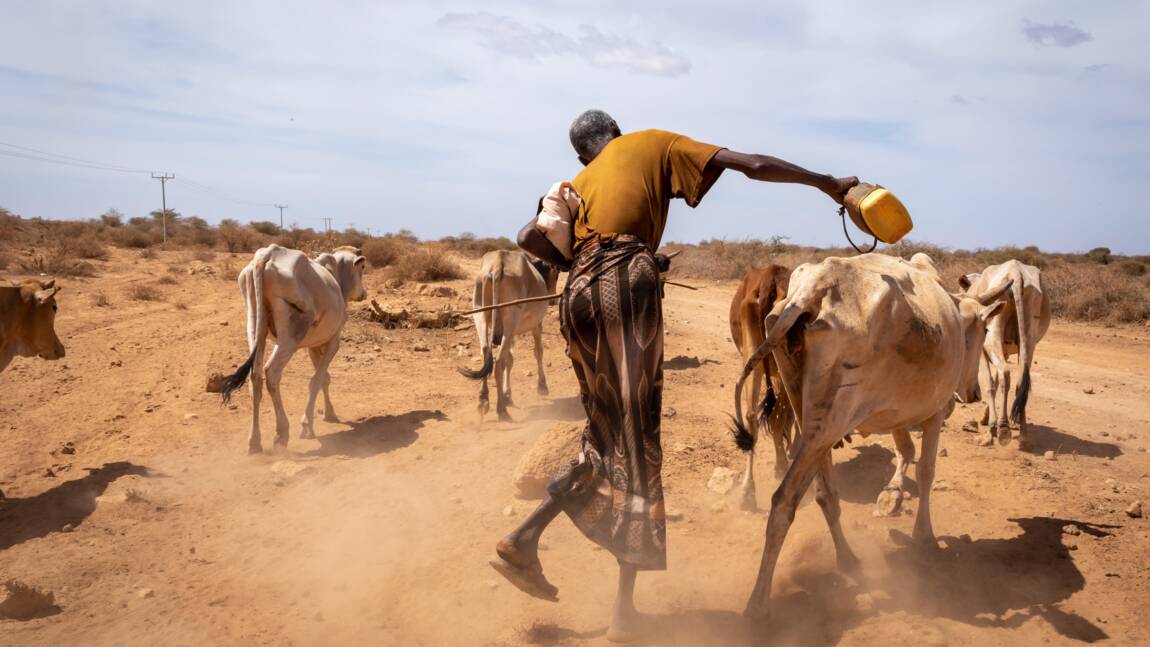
[[173, 300, 189, 311], [139, 248, 157, 260], [126, 283, 163, 302], [17, 242, 97, 277], [218, 262, 239, 281], [438, 232, 516, 257], [0, 247, 10, 270], [362, 236, 413, 268], [113, 226, 156, 249], [156, 274, 178, 285], [1117, 261, 1146, 277], [217, 220, 261, 253], [192, 249, 215, 262], [387, 245, 464, 282], [91, 291, 111, 307]]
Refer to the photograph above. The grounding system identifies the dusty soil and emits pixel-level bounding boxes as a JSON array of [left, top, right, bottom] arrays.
[[2, 248, 1148, 646]]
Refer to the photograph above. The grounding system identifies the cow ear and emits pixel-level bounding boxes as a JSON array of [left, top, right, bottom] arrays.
[[958, 275, 972, 291], [978, 300, 1005, 322], [41, 279, 56, 290], [35, 286, 60, 304], [355, 256, 366, 268]]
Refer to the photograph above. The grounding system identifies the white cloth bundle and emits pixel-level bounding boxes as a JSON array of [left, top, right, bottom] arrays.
[[534, 181, 581, 260]]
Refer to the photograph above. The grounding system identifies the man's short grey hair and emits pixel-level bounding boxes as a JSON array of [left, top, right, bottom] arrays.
[[569, 110, 618, 160]]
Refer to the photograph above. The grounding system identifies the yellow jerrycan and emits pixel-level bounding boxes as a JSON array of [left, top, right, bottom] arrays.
[[841, 183, 913, 248]]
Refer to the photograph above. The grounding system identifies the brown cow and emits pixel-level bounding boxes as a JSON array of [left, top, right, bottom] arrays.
[[729, 266, 794, 510], [1, 278, 65, 373]]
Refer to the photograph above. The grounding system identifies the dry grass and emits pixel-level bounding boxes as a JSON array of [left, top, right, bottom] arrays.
[[362, 236, 413, 268], [173, 300, 189, 311], [91, 291, 111, 307], [156, 274, 178, 285], [386, 245, 465, 282], [192, 249, 215, 262], [0, 247, 11, 271], [126, 283, 163, 302], [218, 262, 239, 282], [17, 244, 97, 277], [437, 232, 516, 257]]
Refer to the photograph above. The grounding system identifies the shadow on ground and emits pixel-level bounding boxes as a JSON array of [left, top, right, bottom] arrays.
[[832, 443, 903, 504], [523, 395, 585, 422], [664, 355, 721, 371], [309, 410, 446, 458], [0, 462, 151, 551], [1020, 424, 1121, 459]]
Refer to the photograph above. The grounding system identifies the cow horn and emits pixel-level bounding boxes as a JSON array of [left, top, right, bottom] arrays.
[[974, 279, 1013, 306]]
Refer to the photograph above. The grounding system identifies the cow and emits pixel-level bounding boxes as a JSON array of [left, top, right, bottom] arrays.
[[218, 244, 367, 453], [1, 278, 65, 374], [459, 250, 559, 422], [731, 253, 1011, 619], [729, 266, 796, 510], [959, 260, 1050, 448]]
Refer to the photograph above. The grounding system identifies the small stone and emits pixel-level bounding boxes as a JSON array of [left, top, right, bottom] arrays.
[[932, 481, 951, 492], [710, 501, 729, 513], [61, 524, 74, 533], [373, 346, 382, 353], [110, 359, 123, 367], [1126, 501, 1143, 518], [1043, 450, 1056, 461], [855, 593, 875, 613], [137, 588, 155, 599], [486, 580, 499, 590], [1083, 387, 1095, 394], [707, 467, 738, 495], [937, 448, 948, 458], [961, 420, 979, 433], [665, 407, 677, 419], [1100, 431, 1110, 437], [413, 345, 431, 353], [218, 321, 229, 326], [60, 443, 76, 455], [665, 508, 685, 521], [183, 413, 198, 422], [1062, 524, 1081, 536], [502, 505, 514, 517]]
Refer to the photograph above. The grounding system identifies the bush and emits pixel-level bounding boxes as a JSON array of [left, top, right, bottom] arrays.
[[1118, 261, 1146, 277], [218, 220, 260, 253], [17, 241, 97, 277], [1087, 247, 1111, 265], [126, 283, 163, 301], [438, 232, 516, 257], [100, 210, 124, 227], [0, 247, 11, 270], [250, 221, 281, 236], [387, 245, 464, 282], [362, 236, 412, 268], [114, 226, 156, 248]]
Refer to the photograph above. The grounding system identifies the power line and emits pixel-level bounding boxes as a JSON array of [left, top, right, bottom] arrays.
[[0, 141, 153, 173], [151, 173, 175, 243]]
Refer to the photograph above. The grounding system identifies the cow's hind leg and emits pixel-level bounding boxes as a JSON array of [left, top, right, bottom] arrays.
[[300, 340, 339, 440], [978, 357, 997, 446], [815, 451, 859, 572], [264, 338, 301, 449], [912, 411, 945, 543], [738, 364, 765, 511], [996, 369, 1012, 446], [247, 345, 267, 454], [532, 326, 548, 396], [876, 428, 915, 516]]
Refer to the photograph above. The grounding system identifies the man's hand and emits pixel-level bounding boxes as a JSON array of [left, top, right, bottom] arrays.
[[819, 176, 859, 205]]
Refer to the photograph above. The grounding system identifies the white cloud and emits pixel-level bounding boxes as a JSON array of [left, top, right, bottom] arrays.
[[437, 12, 691, 77], [1021, 20, 1093, 48]]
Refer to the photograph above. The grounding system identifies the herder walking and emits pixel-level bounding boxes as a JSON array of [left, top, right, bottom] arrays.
[[494, 109, 858, 641]]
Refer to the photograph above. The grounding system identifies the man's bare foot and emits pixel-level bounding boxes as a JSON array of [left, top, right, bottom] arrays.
[[491, 538, 558, 601], [606, 605, 642, 643]]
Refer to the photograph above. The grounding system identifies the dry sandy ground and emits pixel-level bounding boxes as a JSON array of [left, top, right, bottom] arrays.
[[1, 249, 1148, 646]]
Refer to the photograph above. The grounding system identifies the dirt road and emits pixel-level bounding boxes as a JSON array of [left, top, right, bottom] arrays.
[[2, 250, 1148, 646]]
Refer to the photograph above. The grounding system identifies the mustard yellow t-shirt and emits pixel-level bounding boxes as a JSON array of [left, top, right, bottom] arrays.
[[571, 129, 724, 252]]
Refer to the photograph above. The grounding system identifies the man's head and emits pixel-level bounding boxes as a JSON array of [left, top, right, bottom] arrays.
[[569, 109, 621, 166]]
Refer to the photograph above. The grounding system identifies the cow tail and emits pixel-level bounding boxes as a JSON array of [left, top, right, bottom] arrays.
[[1010, 273, 1032, 425], [731, 303, 807, 450], [458, 270, 497, 380], [221, 251, 269, 403]]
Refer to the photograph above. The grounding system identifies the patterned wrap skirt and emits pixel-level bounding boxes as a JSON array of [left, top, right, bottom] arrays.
[[548, 235, 667, 570]]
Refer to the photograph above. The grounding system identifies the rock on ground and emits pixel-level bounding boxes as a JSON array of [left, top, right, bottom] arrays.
[[0, 581, 56, 620], [707, 467, 738, 495], [512, 423, 582, 499], [1126, 501, 1143, 518]]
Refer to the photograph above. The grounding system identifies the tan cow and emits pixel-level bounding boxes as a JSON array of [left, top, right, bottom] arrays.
[[459, 250, 559, 422], [959, 260, 1050, 448], [1, 278, 65, 373], [218, 245, 367, 453], [732, 253, 1010, 618], [729, 265, 795, 510]]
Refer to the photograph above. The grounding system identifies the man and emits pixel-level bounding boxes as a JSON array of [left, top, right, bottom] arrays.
[[493, 109, 857, 641]]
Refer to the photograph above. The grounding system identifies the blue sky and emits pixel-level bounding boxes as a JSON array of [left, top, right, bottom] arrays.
[[1, 0, 1147, 252]]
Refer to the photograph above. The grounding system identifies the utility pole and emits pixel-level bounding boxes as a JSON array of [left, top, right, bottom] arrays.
[[151, 173, 175, 243], [322, 217, 333, 233], [275, 204, 288, 231]]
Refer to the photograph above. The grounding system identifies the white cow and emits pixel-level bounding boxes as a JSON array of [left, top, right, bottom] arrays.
[[219, 244, 367, 453], [459, 250, 558, 422], [732, 253, 1010, 618], [959, 260, 1050, 448]]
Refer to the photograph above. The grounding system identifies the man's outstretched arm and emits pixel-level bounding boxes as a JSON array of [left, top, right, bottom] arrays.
[[711, 149, 858, 204], [517, 218, 570, 269]]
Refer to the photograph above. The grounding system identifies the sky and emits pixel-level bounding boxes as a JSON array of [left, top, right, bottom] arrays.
[[0, 0, 1147, 253]]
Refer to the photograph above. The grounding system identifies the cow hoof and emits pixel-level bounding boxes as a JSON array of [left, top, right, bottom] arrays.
[[976, 434, 994, 447], [874, 488, 904, 516], [497, 410, 513, 423], [742, 601, 771, 622], [739, 489, 758, 513], [248, 443, 263, 455], [997, 427, 1013, 446], [300, 427, 316, 440], [323, 413, 339, 423], [537, 385, 550, 397]]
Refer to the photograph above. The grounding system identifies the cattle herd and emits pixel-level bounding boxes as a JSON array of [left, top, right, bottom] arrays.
[[1, 242, 1051, 618]]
